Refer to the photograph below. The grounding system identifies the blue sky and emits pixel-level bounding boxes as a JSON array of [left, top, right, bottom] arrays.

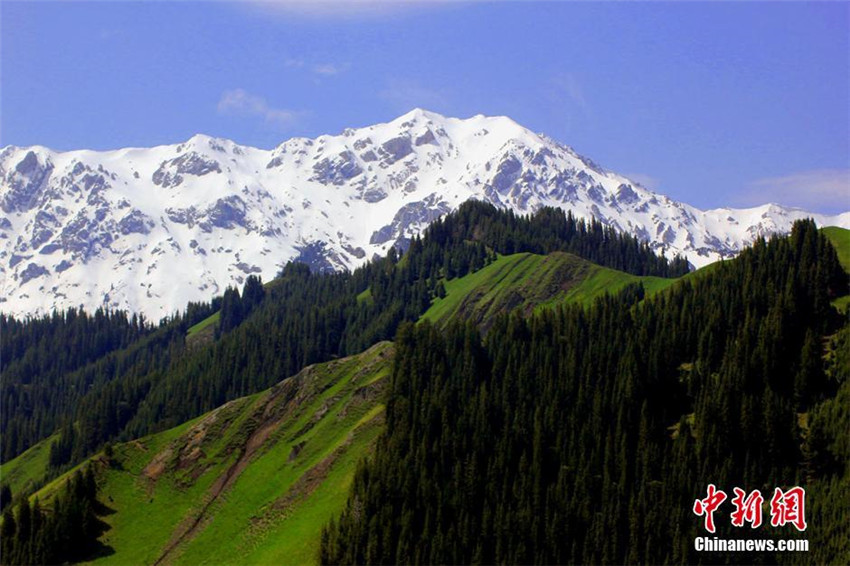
[[2, 1, 848, 214]]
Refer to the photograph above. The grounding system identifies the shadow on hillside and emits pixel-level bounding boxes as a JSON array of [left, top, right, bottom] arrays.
[[84, 502, 118, 560], [85, 540, 116, 561], [94, 498, 117, 516]]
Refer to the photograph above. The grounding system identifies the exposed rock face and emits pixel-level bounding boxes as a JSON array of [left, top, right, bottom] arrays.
[[1, 151, 55, 214], [118, 209, 155, 236], [414, 130, 437, 146], [491, 155, 522, 194], [379, 136, 413, 166], [616, 184, 640, 205], [311, 151, 363, 185], [370, 194, 452, 246], [20, 262, 49, 284], [204, 196, 247, 232], [293, 242, 337, 274], [2, 109, 848, 318], [152, 152, 221, 188]]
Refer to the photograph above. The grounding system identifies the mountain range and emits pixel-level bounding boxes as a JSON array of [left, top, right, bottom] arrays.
[[2, 108, 847, 318]]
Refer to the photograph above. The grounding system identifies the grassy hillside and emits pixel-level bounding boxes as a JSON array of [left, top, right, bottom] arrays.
[[823, 226, 850, 273], [26, 342, 393, 566], [0, 433, 58, 496], [14, 235, 839, 563], [186, 311, 220, 338], [420, 251, 676, 330], [1, 248, 751, 556], [823, 226, 850, 312], [9, 251, 675, 564]]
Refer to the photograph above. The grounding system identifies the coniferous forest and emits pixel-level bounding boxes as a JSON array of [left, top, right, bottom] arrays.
[[1, 204, 848, 565], [320, 220, 849, 565], [4, 3, 850, 564], [1, 468, 102, 565], [1, 202, 685, 470]]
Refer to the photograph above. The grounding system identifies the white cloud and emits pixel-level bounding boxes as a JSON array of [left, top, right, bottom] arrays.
[[543, 72, 592, 134], [379, 79, 448, 112], [312, 63, 342, 76], [284, 57, 346, 77], [624, 173, 660, 191], [98, 28, 122, 41], [741, 169, 850, 214], [550, 73, 588, 114], [216, 89, 300, 128], [238, 0, 453, 20]]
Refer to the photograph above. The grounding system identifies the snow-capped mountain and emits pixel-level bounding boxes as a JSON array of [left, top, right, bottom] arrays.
[[2, 108, 848, 319]]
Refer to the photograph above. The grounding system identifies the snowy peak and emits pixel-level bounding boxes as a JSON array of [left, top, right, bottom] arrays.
[[2, 109, 848, 318]]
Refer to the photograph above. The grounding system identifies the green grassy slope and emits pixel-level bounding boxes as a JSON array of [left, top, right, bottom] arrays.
[[0, 433, 58, 496], [823, 226, 850, 312], [6, 227, 842, 563], [186, 274, 289, 342], [186, 311, 220, 338], [3, 249, 722, 556], [823, 226, 850, 273], [32, 342, 393, 566], [8, 247, 755, 563], [420, 251, 677, 330]]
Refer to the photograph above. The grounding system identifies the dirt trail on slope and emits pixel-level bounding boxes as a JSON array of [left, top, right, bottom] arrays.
[[151, 415, 284, 566], [148, 345, 392, 565], [150, 370, 317, 565]]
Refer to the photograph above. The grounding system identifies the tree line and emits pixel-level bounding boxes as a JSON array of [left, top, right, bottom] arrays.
[[0, 309, 154, 461], [1, 202, 688, 490], [320, 219, 849, 565], [1, 468, 103, 565]]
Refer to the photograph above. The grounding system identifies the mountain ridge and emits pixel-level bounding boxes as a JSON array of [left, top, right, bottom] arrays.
[[2, 108, 848, 318], [3, 223, 849, 565]]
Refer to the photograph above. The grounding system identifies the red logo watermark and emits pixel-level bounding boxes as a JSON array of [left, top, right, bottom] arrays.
[[693, 486, 807, 533], [769, 487, 807, 532], [693, 484, 727, 533], [730, 488, 764, 529]]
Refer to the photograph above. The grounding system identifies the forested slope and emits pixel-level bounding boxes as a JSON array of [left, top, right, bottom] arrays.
[[2, 201, 685, 482], [2, 218, 847, 565], [3, 343, 392, 565], [321, 220, 850, 565]]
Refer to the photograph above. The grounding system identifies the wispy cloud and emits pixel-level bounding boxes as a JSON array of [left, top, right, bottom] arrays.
[[284, 58, 306, 69], [312, 63, 343, 76], [551, 73, 588, 114], [379, 79, 448, 112], [740, 169, 850, 214], [239, 0, 453, 20], [544, 72, 592, 134], [98, 28, 122, 41], [624, 173, 660, 191], [217, 89, 301, 129], [284, 57, 347, 77]]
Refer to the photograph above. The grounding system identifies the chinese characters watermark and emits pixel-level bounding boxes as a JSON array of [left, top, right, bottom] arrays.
[[693, 485, 807, 533]]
